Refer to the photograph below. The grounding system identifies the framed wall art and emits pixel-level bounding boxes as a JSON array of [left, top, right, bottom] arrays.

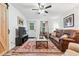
[[63, 14, 74, 28], [17, 16, 24, 27]]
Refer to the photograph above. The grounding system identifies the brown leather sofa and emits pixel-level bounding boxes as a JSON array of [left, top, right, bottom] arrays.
[[49, 29, 79, 52]]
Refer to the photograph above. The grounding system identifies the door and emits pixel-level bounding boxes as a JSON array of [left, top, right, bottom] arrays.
[[39, 21, 49, 39], [28, 21, 36, 38], [0, 4, 8, 55]]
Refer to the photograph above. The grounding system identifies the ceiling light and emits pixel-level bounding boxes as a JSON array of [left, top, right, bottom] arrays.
[[38, 9, 45, 14]]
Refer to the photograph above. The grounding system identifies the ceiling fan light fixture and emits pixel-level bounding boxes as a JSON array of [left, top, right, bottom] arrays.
[[41, 3, 45, 6], [32, 3, 52, 14], [38, 9, 45, 14]]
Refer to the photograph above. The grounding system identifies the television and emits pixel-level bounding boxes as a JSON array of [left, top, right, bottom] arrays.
[[19, 27, 26, 38]]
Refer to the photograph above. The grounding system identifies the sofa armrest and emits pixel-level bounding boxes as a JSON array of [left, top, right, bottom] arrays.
[[63, 49, 79, 56], [63, 38, 75, 42], [59, 38, 75, 52], [68, 43, 79, 53]]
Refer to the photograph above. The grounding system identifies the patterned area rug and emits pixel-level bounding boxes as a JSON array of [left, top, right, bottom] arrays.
[[4, 39, 63, 56]]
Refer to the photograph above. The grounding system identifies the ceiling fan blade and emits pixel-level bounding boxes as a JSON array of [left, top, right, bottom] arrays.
[[38, 3, 41, 6], [45, 11, 48, 13], [38, 3, 41, 9], [45, 5, 52, 9], [32, 9, 38, 10]]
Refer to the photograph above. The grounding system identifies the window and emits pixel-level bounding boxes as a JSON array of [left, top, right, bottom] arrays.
[[30, 23, 34, 30], [42, 23, 45, 32]]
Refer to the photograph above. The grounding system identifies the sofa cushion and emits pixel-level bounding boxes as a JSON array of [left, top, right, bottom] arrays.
[[53, 37, 59, 42], [51, 31, 56, 37], [68, 32, 76, 39], [53, 29, 63, 38], [60, 34, 68, 39]]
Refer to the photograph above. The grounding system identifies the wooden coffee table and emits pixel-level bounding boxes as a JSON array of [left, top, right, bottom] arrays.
[[36, 39, 48, 49]]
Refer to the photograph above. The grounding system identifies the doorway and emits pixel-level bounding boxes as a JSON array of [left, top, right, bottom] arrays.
[[39, 21, 49, 39], [27, 21, 36, 38]]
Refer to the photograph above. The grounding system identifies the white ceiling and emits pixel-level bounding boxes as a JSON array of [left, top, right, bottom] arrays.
[[11, 3, 79, 19]]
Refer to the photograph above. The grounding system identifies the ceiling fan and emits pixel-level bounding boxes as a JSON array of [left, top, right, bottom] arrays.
[[32, 3, 52, 14]]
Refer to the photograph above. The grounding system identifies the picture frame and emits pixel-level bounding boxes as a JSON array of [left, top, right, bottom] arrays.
[[63, 14, 74, 28], [17, 16, 24, 27]]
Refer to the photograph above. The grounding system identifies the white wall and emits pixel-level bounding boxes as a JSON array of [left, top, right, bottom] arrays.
[[26, 16, 61, 39], [48, 16, 61, 33], [8, 4, 27, 50], [60, 5, 79, 29]]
